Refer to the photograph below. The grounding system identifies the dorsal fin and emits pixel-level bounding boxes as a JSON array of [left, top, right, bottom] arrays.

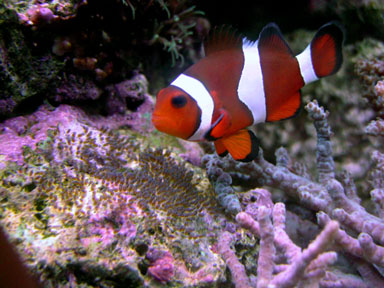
[[257, 23, 303, 122], [204, 26, 243, 56], [258, 22, 294, 57]]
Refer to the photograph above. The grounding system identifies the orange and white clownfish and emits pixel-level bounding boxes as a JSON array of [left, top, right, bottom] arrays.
[[152, 22, 344, 162]]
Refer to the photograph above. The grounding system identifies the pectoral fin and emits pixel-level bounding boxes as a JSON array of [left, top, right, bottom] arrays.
[[214, 129, 259, 162], [205, 109, 232, 141]]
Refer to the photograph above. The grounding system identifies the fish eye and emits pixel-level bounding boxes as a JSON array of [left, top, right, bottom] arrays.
[[171, 95, 187, 108]]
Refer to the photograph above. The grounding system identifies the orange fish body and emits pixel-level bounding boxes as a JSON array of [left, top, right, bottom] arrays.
[[152, 22, 344, 162]]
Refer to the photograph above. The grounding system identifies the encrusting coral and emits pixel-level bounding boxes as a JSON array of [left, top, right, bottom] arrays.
[[0, 103, 225, 287]]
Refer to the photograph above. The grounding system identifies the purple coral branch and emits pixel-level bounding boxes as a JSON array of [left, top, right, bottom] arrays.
[[257, 206, 275, 288], [305, 100, 335, 183], [217, 231, 252, 288], [270, 220, 339, 288], [272, 203, 301, 263], [306, 251, 338, 277], [235, 198, 339, 288], [236, 212, 260, 237], [214, 149, 332, 212], [322, 271, 369, 288], [318, 209, 384, 283], [355, 258, 384, 287], [371, 188, 384, 218], [339, 170, 361, 205], [317, 211, 364, 257]]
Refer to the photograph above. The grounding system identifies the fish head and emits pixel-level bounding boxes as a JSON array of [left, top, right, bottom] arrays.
[[152, 85, 201, 140]]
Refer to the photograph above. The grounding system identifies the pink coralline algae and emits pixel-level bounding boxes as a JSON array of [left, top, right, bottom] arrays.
[[147, 250, 175, 283], [105, 72, 151, 114], [0, 94, 153, 169], [17, 4, 57, 26]]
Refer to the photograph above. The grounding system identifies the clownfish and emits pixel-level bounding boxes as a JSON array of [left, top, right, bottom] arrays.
[[152, 22, 344, 162]]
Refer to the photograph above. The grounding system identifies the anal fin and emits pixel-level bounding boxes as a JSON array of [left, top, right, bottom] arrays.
[[214, 139, 228, 157], [215, 129, 259, 162], [266, 91, 301, 122]]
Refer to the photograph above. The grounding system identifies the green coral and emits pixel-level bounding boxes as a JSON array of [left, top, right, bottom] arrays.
[[122, 0, 171, 20], [149, 5, 204, 67]]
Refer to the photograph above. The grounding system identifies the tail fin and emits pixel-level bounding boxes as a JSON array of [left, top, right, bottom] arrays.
[[296, 22, 344, 84]]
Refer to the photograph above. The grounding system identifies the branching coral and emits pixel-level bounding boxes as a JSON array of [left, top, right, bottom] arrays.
[[355, 56, 384, 117], [355, 53, 384, 138], [215, 189, 346, 288], [203, 99, 384, 287], [236, 199, 339, 288], [218, 231, 251, 288], [203, 154, 242, 216]]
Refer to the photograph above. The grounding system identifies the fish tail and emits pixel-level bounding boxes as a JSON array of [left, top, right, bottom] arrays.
[[296, 21, 344, 84]]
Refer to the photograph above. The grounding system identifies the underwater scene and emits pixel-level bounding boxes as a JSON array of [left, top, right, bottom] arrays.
[[1, 0, 384, 287]]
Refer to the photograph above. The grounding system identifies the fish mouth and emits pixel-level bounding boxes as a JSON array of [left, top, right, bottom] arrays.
[[151, 113, 163, 123], [151, 114, 167, 130]]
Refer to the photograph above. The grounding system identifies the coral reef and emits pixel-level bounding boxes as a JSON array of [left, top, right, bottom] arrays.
[[1, 1, 384, 287], [5, 97, 384, 287], [105, 72, 150, 114], [355, 55, 384, 118], [0, 104, 224, 287]]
